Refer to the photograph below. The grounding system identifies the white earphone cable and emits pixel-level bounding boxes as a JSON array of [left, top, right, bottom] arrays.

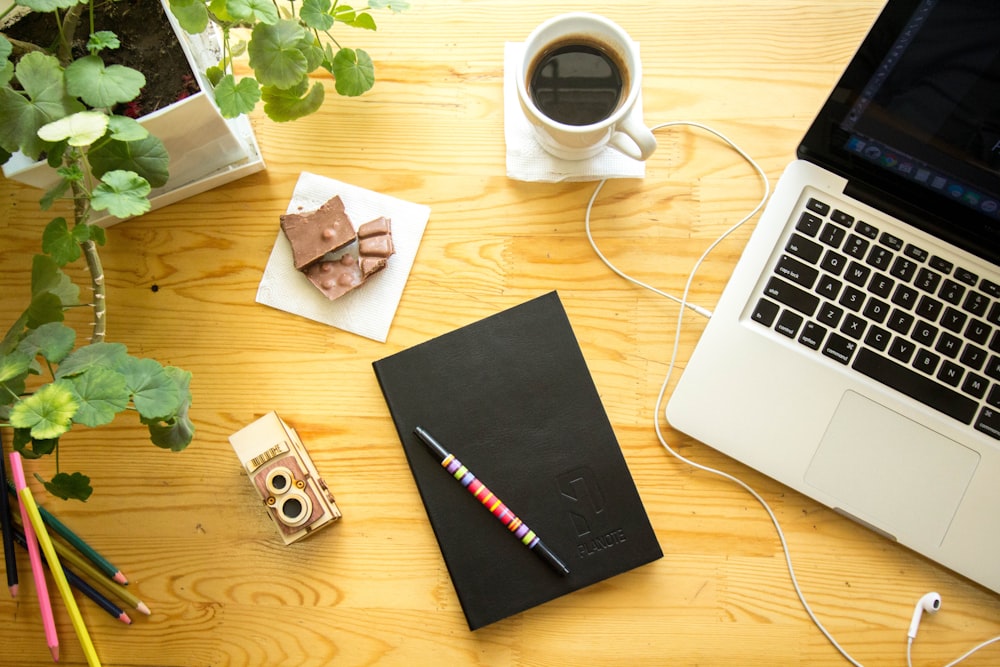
[[584, 121, 997, 666]]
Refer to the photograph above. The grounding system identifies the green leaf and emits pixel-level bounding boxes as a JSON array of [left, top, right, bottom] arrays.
[[26, 292, 65, 329], [0, 35, 12, 62], [10, 381, 79, 440], [38, 110, 109, 147], [124, 357, 181, 420], [107, 115, 148, 142], [0, 351, 32, 383], [41, 217, 81, 265], [208, 0, 235, 22], [40, 180, 70, 211], [12, 428, 57, 459], [65, 56, 146, 108], [88, 134, 170, 188], [0, 53, 85, 159], [368, 0, 409, 11], [31, 254, 79, 305], [301, 0, 334, 30], [348, 12, 377, 31], [331, 47, 374, 96], [20, 322, 76, 365], [17, 0, 85, 10], [261, 80, 325, 122], [87, 31, 120, 53], [56, 342, 128, 379], [248, 20, 310, 89], [65, 366, 130, 427], [0, 60, 12, 89], [142, 366, 194, 450], [227, 0, 279, 24], [91, 170, 152, 218], [44, 472, 93, 502], [214, 74, 261, 118], [169, 0, 210, 33]]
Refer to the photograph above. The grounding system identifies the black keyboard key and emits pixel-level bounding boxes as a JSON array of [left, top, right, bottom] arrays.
[[786, 233, 823, 264], [935, 332, 962, 359], [819, 224, 847, 248], [964, 319, 990, 345], [867, 246, 893, 271], [963, 291, 989, 317], [963, 373, 989, 399], [916, 295, 943, 322], [975, 407, 1000, 440], [912, 320, 937, 347], [853, 348, 978, 423], [839, 286, 865, 312], [823, 333, 857, 365], [796, 212, 823, 236], [915, 268, 942, 293], [869, 273, 895, 299], [879, 232, 904, 251], [831, 209, 854, 226], [913, 349, 940, 375], [890, 256, 918, 282], [990, 302, 1000, 327], [888, 309, 915, 335], [955, 267, 978, 286], [891, 283, 918, 309], [855, 221, 879, 239], [863, 297, 890, 324], [776, 310, 804, 338], [940, 307, 967, 333], [843, 234, 870, 259], [991, 330, 1000, 353], [763, 278, 819, 317], [987, 385, 1000, 409], [961, 344, 987, 371], [818, 302, 844, 327], [816, 274, 842, 300], [865, 325, 891, 351], [929, 256, 953, 273], [983, 279, 1000, 300], [821, 250, 847, 275], [987, 355, 1000, 382], [806, 198, 831, 216], [775, 255, 819, 289], [844, 261, 871, 287], [939, 279, 965, 305], [840, 314, 867, 340], [889, 338, 916, 363], [937, 361, 964, 387], [751, 298, 780, 326], [799, 321, 826, 350], [904, 243, 928, 262]]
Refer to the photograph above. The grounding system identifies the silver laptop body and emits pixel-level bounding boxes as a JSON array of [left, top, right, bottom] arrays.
[[667, 0, 1000, 593]]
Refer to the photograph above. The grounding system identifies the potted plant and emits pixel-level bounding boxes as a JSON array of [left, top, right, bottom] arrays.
[[1, 0, 264, 224], [167, 0, 409, 122], [0, 0, 198, 500]]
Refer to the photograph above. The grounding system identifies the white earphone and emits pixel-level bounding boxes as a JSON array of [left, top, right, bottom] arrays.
[[907, 592, 942, 640]]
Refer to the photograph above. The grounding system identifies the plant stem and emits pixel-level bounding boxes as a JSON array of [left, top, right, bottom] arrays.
[[58, 3, 86, 66], [68, 178, 106, 343]]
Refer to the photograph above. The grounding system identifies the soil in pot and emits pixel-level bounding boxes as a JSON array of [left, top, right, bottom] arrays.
[[3, 1, 199, 118]]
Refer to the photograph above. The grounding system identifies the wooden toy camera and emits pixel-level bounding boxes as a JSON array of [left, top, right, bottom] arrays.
[[229, 412, 341, 545]]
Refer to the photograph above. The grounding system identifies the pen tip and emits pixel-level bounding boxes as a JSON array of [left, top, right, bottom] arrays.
[[50, 645, 59, 661], [8, 584, 17, 598], [137, 601, 151, 616], [113, 572, 128, 585], [120, 612, 133, 625]]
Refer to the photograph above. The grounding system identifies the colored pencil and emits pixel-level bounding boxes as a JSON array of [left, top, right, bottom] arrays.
[[37, 526, 150, 616], [5, 479, 127, 585], [12, 528, 132, 626], [0, 432, 19, 598], [19, 486, 102, 667], [9, 453, 59, 661]]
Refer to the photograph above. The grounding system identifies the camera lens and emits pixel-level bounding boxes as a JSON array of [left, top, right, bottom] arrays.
[[276, 491, 312, 526], [265, 468, 293, 495]]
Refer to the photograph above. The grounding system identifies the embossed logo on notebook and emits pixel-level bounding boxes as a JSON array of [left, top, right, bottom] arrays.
[[558, 467, 628, 558]]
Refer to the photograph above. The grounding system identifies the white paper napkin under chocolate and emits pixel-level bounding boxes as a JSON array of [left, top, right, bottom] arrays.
[[257, 172, 430, 342]]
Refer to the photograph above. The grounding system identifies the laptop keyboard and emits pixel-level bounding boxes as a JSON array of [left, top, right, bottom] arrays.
[[749, 193, 1000, 441]]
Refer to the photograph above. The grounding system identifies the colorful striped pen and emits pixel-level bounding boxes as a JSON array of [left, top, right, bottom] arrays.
[[413, 426, 569, 576], [18, 481, 102, 666], [9, 453, 60, 661], [1, 432, 18, 598]]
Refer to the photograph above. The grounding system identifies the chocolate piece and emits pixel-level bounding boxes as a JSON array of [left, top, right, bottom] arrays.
[[304, 254, 364, 301], [280, 196, 357, 270], [358, 217, 394, 277]]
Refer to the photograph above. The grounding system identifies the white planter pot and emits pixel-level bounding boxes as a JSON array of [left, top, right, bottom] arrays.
[[1, 0, 265, 225]]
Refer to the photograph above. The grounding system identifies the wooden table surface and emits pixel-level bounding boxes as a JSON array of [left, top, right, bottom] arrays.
[[2, 1, 999, 665]]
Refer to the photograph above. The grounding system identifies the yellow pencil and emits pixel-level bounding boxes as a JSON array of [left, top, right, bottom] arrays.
[[19, 487, 102, 667]]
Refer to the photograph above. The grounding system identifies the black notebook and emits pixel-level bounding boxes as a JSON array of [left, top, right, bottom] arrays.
[[373, 291, 662, 630]]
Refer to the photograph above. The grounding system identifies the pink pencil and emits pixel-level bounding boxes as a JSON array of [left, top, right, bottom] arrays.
[[9, 453, 60, 662]]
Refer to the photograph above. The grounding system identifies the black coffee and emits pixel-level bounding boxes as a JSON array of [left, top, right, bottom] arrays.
[[528, 41, 625, 126]]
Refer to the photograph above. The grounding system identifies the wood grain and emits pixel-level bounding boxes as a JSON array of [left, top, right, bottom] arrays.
[[2, 1, 999, 665]]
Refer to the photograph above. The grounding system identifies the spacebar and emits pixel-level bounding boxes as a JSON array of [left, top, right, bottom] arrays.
[[852, 348, 978, 424]]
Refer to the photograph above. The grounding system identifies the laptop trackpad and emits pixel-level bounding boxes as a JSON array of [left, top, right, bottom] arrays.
[[805, 391, 979, 545]]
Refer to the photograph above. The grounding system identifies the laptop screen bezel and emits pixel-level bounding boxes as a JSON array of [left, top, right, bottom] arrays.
[[797, 0, 1000, 266]]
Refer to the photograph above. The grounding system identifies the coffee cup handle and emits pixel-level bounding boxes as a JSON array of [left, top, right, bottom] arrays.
[[608, 112, 657, 161]]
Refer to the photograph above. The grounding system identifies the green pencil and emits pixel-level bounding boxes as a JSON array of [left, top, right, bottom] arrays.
[[5, 480, 128, 584]]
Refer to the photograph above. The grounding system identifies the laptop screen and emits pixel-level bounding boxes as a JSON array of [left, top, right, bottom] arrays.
[[799, 0, 1000, 265]]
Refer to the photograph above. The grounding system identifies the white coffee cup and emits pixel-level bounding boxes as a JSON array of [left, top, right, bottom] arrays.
[[516, 13, 657, 161]]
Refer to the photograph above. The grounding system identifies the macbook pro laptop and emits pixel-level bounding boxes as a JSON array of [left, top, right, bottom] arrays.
[[666, 0, 1000, 593]]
